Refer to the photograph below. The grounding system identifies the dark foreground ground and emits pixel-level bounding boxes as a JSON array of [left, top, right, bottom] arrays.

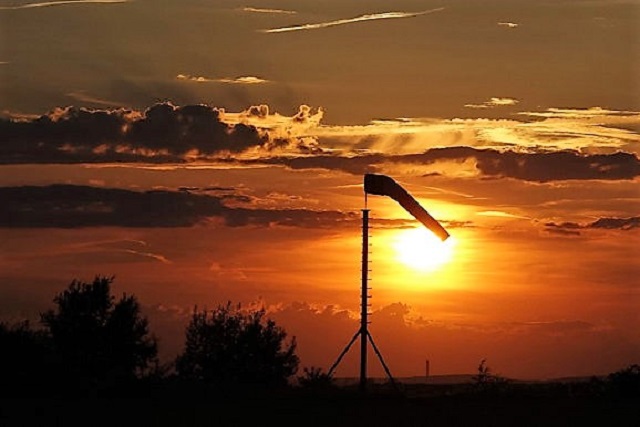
[[1, 395, 638, 426], [1, 382, 638, 427], [2, 395, 639, 427]]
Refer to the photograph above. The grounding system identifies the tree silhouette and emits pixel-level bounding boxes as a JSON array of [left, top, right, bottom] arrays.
[[175, 302, 299, 387], [0, 321, 54, 394], [473, 358, 508, 392], [473, 358, 492, 385], [41, 276, 158, 387], [608, 364, 640, 397]]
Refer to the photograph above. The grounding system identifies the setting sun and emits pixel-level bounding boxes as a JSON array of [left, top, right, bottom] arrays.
[[392, 228, 455, 271]]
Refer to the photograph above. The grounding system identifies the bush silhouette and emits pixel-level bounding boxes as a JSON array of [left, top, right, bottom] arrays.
[[297, 366, 335, 391], [0, 321, 54, 394], [175, 302, 299, 388], [473, 359, 509, 393], [608, 364, 640, 397], [41, 276, 158, 388]]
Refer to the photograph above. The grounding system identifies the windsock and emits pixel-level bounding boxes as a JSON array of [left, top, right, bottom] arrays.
[[364, 173, 450, 241]]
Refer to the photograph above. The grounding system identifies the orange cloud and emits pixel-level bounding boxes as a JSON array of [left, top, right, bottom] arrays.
[[0, 184, 358, 229], [176, 74, 268, 84]]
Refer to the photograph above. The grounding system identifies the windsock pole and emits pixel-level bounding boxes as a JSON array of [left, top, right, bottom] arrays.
[[360, 209, 370, 392]]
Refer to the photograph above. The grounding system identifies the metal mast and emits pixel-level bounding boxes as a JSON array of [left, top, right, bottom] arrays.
[[328, 208, 396, 392], [360, 208, 370, 391]]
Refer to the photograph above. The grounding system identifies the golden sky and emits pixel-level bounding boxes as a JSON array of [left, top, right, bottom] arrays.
[[0, 0, 639, 379]]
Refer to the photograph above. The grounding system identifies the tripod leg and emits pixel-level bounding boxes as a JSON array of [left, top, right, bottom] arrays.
[[367, 331, 399, 390], [328, 329, 361, 377]]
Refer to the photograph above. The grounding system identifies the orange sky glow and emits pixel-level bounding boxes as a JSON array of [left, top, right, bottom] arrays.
[[0, 0, 638, 380]]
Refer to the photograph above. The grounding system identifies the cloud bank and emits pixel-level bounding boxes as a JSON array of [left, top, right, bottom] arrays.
[[0, 103, 299, 163], [261, 8, 444, 33], [0, 185, 357, 229], [2, 103, 639, 183], [255, 147, 640, 182]]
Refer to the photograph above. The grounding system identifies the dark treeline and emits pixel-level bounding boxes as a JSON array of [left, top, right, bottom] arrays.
[[0, 276, 306, 398], [1, 276, 639, 404]]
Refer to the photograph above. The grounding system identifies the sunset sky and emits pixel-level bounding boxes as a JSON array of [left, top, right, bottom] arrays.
[[1, 0, 639, 380]]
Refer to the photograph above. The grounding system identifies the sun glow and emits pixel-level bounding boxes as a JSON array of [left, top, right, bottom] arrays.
[[392, 228, 455, 271]]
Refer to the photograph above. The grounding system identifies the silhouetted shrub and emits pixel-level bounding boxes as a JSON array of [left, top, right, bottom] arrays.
[[0, 321, 54, 394], [175, 302, 299, 388], [608, 364, 640, 397], [41, 276, 158, 389], [297, 366, 335, 390], [473, 359, 509, 393]]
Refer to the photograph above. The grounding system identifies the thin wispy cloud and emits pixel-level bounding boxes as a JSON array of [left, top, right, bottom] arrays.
[[218, 76, 268, 84], [176, 74, 268, 84], [498, 22, 519, 28], [123, 249, 172, 264], [240, 6, 296, 15], [66, 91, 123, 107], [520, 107, 640, 119], [176, 74, 213, 83], [260, 7, 445, 33], [477, 210, 529, 220], [0, 0, 128, 10], [465, 97, 519, 109], [176, 74, 215, 83]]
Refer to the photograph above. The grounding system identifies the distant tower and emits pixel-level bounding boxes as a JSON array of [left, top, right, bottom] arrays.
[[425, 359, 430, 381]]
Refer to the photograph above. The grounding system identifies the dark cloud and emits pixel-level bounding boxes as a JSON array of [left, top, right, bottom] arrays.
[[0, 185, 221, 227], [589, 217, 640, 230], [0, 185, 357, 229], [391, 147, 640, 182], [254, 153, 386, 175], [259, 147, 640, 182], [544, 227, 582, 237], [469, 149, 640, 182], [178, 186, 237, 193], [128, 103, 267, 155], [0, 103, 277, 164], [177, 186, 251, 203], [3, 103, 638, 182], [222, 206, 357, 229], [545, 216, 640, 235]]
